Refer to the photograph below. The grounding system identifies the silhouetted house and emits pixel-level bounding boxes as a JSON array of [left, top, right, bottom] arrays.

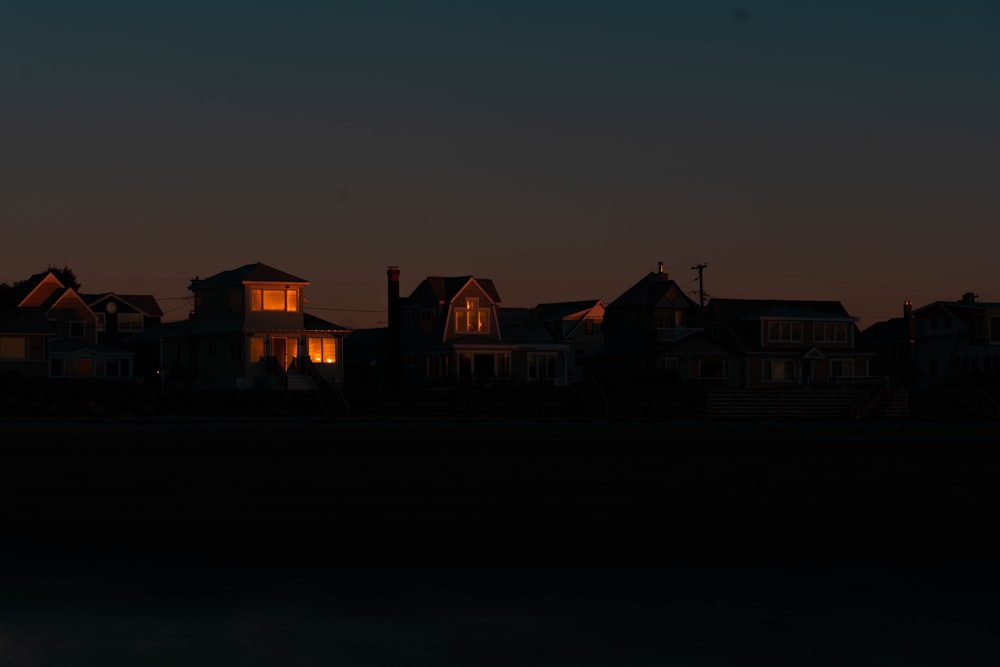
[[701, 298, 872, 388], [499, 299, 606, 385], [159, 262, 350, 390], [857, 301, 916, 388], [389, 269, 514, 387], [908, 292, 1000, 389], [0, 270, 135, 380], [83, 292, 165, 382], [596, 262, 702, 379], [350, 267, 605, 389]]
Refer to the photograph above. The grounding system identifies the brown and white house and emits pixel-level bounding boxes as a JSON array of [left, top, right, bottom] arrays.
[[699, 297, 873, 388], [0, 270, 142, 381], [159, 262, 350, 390]]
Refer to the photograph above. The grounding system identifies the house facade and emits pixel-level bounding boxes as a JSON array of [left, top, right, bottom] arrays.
[[1, 271, 139, 381], [379, 264, 604, 388], [84, 292, 165, 382], [499, 299, 606, 386], [388, 266, 515, 387], [596, 262, 703, 379], [701, 298, 873, 388], [160, 262, 349, 390], [908, 292, 1000, 389]]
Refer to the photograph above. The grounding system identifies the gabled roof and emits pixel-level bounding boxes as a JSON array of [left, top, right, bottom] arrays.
[[533, 299, 604, 322], [1, 271, 67, 309], [608, 271, 698, 310], [83, 293, 165, 318], [707, 298, 856, 321], [190, 262, 309, 291], [406, 276, 502, 305], [913, 298, 1000, 318]]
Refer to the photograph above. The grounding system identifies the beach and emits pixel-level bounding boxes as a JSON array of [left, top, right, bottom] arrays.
[[2, 417, 999, 665]]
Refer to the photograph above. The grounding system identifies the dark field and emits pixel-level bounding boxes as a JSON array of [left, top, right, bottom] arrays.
[[2, 418, 1000, 665]]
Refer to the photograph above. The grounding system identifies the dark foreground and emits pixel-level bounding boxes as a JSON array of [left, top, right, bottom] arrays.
[[2, 418, 1000, 665]]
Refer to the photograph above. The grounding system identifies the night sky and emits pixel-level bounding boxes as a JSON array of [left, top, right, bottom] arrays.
[[3, 1, 998, 328]]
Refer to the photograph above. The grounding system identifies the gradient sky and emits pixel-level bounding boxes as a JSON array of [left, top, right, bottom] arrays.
[[3, 0, 998, 329]]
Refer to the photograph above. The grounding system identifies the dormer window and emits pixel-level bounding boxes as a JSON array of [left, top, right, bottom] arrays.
[[455, 297, 490, 334], [251, 288, 299, 312]]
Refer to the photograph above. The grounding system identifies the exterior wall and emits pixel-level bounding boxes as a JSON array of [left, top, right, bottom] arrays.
[[0, 356, 49, 379], [49, 292, 99, 342], [442, 284, 502, 344], [192, 286, 247, 331]]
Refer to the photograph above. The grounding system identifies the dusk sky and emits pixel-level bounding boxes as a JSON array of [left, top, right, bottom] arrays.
[[3, 0, 998, 330]]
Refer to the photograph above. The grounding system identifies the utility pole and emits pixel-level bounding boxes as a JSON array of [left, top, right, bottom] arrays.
[[691, 263, 707, 307]]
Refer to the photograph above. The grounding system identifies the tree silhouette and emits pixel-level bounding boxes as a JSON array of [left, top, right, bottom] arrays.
[[46, 264, 81, 291]]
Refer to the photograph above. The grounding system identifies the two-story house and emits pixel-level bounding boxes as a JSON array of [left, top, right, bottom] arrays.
[[701, 298, 872, 388], [159, 262, 349, 390], [498, 299, 606, 386], [83, 292, 165, 382], [0, 270, 136, 381], [908, 292, 1000, 389], [387, 266, 516, 387], [596, 262, 702, 380]]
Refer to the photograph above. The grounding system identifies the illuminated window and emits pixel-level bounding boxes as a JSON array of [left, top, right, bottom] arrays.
[[251, 288, 298, 312], [0, 336, 26, 359], [814, 322, 847, 343], [308, 338, 337, 364], [118, 313, 143, 332], [250, 336, 266, 362], [767, 321, 802, 343], [764, 360, 796, 382], [455, 298, 490, 333]]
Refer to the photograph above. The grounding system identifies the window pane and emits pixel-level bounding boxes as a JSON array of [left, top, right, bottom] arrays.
[[286, 290, 298, 312], [0, 336, 26, 359], [119, 313, 143, 332], [250, 337, 265, 362], [263, 290, 286, 311]]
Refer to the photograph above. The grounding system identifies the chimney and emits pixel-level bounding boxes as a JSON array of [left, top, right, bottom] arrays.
[[961, 292, 978, 304], [657, 261, 667, 277], [387, 265, 400, 317], [903, 300, 912, 318]]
